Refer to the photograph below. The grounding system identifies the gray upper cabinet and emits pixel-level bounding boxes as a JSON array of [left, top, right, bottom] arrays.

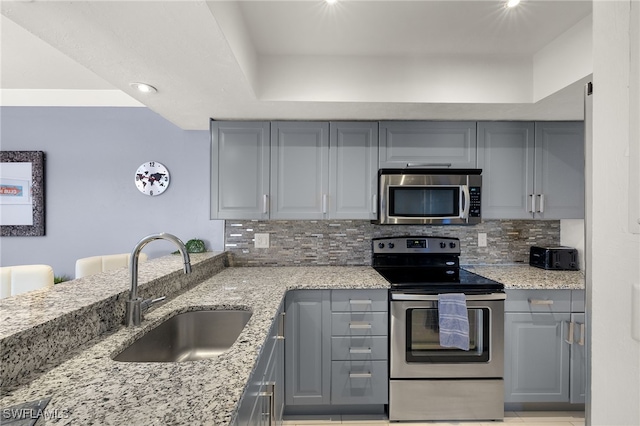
[[329, 122, 379, 220], [271, 122, 330, 220], [477, 122, 535, 219], [379, 121, 477, 169], [211, 121, 270, 220], [478, 121, 584, 219], [534, 122, 585, 219]]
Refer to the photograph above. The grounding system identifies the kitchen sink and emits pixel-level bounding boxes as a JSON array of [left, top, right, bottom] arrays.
[[113, 309, 252, 362]]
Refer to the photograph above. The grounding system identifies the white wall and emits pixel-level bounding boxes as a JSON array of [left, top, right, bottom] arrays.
[[560, 219, 585, 270], [589, 1, 640, 424], [533, 15, 593, 102], [0, 107, 224, 278]]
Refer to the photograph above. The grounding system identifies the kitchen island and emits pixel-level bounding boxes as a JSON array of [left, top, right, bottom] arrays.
[[0, 256, 584, 425]]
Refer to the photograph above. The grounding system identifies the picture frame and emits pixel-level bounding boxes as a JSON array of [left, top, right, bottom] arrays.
[[0, 151, 45, 236]]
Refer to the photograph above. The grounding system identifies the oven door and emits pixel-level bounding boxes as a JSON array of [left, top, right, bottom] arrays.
[[390, 293, 504, 379]]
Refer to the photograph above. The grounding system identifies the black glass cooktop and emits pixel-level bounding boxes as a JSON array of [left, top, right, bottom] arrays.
[[374, 267, 504, 292]]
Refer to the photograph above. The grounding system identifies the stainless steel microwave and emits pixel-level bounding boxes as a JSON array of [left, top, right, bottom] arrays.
[[377, 169, 482, 225]]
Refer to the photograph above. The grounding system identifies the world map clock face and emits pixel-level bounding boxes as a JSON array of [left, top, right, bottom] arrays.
[[135, 161, 170, 196]]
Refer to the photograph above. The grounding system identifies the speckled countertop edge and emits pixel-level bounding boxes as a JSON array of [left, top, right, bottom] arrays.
[[0, 266, 389, 426], [464, 264, 585, 290]]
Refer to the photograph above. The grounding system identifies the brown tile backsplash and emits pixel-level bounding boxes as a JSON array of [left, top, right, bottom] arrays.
[[224, 220, 560, 267]]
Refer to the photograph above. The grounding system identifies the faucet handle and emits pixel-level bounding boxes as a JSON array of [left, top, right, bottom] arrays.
[[141, 296, 166, 312]]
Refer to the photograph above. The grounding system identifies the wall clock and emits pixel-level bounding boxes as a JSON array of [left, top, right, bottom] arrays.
[[134, 161, 170, 196]]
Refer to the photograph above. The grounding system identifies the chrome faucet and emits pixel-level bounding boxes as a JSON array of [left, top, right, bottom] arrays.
[[125, 232, 192, 327]]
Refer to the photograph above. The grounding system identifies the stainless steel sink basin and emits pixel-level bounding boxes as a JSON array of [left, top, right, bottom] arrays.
[[113, 310, 252, 362]]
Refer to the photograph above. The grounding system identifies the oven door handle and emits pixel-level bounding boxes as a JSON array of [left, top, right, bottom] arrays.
[[391, 293, 506, 301]]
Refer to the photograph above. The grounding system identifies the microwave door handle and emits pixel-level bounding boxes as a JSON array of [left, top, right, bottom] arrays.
[[460, 185, 470, 219]]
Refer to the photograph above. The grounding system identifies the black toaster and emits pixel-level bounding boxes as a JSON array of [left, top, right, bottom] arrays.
[[529, 246, 579, 270]]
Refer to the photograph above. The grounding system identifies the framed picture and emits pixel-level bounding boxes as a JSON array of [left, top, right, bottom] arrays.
[[0, 151, 45, 236]]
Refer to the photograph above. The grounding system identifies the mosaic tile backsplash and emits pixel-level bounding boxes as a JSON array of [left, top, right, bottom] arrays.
[[224, 220, 561, 267]]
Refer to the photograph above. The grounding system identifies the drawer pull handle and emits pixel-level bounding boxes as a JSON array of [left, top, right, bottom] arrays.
[[529, 299, 554, 305], [579, 323, 585, 346], [349, 347, 372, 354], [349, 322, 372, 329], [349, 299, 372, 305], [349, 372, 372, 379]]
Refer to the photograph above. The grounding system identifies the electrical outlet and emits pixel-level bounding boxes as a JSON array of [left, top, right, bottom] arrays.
[[254, 233, 270, 248], [478, 232, 488, 247]]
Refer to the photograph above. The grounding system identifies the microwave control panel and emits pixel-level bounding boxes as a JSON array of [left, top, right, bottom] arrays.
[[469, 186, 481, 217]]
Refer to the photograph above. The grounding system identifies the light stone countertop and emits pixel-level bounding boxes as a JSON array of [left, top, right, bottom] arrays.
[[464, 264, 585, 290], [0, 265, 389, 426], [0, 261, 584, 425]]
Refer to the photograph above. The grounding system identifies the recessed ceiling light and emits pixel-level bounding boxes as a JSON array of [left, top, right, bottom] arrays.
[[505, 0, 521, 8], [129, 82, 157, 94], [325, 0, 338, 4]]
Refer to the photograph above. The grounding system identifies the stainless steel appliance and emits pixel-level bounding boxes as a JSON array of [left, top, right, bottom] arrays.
[[377, 169, 482, 225], [529, 245, 579, 270], [372, 236, 505, 422]]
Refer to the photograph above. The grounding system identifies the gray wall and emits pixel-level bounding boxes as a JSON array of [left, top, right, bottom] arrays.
[[0, 106, 224, 278]]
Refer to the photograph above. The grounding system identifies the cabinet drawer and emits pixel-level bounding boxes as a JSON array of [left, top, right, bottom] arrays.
[[331, 289, 388, 312], [331, 336, 388, 361], [331, 312, 388, 336], [331, 360, 388, 405], [505, 289, 571, 312]]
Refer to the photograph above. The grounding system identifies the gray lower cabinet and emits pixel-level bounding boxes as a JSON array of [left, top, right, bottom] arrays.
[[379, 121, 477, 168], [285, 290, 332, 405], [285, 289, 388, 414], [504, 289, 586, 404], [234, 301, 285, 426], [330, 289, 388, 406], [478, 121, 585, 219]]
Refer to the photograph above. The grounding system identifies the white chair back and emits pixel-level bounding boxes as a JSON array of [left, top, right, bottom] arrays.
[[75, 253, 148, 279], [0, 265, 54, 298]]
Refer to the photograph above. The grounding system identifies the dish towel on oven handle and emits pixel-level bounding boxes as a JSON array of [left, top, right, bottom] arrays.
[[438, 293, 470, 351]]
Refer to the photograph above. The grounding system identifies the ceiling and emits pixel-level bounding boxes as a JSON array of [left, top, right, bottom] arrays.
[[1, 1, 593, 130]]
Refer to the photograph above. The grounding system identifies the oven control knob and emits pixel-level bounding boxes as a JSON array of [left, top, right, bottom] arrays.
[[378, 243, 385, 249], [388, 243, 395, 249], [450, 242, 456, 249], [439, 242, 446, 249]]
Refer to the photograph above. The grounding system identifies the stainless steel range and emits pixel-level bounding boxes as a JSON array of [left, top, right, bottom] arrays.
[[372, 236, 505, 422]]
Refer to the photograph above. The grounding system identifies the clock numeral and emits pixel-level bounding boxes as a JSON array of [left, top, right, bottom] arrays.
[[149, 161, 155, 167], [149, 190, 154, 196]]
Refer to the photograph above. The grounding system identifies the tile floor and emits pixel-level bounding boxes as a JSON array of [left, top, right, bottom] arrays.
[[282, 411, 585, 426]]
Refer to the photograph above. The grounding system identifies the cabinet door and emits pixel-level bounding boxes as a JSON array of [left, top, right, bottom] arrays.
[[534, 122, 585, 219], [329, 122, 379, 219], [477, 122, 536, 219], [285, 290, 331, 406], [379, 121, 477, 169], [211, 121, 270, 220], [504, 312, 571, 403], [570, 313, 587, 404], [271, 122, 329, 219]]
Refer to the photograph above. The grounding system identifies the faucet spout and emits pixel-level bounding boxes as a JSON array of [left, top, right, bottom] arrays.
[[125, 232, 192, 327]]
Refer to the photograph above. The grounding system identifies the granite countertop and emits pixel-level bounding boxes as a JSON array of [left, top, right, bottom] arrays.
[[0, 265, 389, 425], [464, 264, 585, 290], [0, 261, 583, 425]]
